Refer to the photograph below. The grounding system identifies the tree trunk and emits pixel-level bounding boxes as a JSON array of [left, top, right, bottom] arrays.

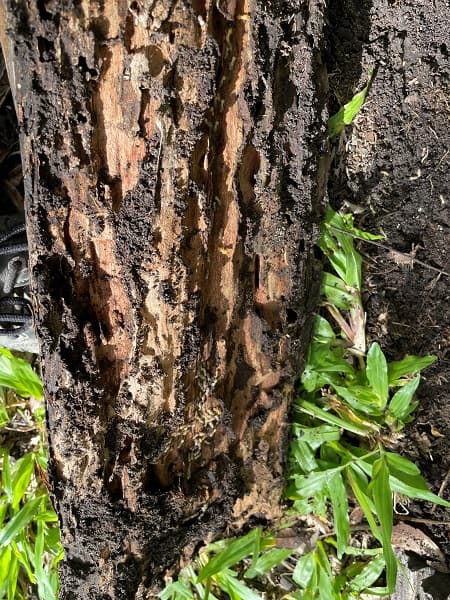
[[1, 1, 327, 597]]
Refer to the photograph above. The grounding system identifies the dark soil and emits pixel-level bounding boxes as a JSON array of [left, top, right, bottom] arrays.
[[326, 0, 450, 573]]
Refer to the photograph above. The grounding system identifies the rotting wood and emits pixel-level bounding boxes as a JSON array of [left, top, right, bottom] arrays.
[[1, 0, 328, 597]]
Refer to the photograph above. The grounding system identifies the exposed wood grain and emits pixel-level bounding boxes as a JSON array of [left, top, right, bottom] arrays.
[[1, 0, 327, 596]]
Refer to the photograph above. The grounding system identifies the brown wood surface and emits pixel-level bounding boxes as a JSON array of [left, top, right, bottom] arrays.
[[1, 1, 327, 597]]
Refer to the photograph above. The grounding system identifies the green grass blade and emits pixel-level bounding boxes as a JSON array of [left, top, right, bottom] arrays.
[[1, 450, 13, 502], [388, 375, 420, 422], [387, 355, 436, 385], [247, 527, 262, 575], [389, 470, 450, 507], [312, 315, 336, 341], [158, 579, 194, 600], [11, 453, 35, 510], [244, 547, 293, 579], [0, 496, 43, 547], [296, 400, 373, 436], [292, 551, 314, 588], [44, 523, 62, 552], [384, 452, 421, 475], [49, 572, 61, 600], [0, 349, 43, 399], [369, 456, 397, 592], [182, 565, 219, 600], [197, 529, 260, 582], [335, 213, 385, 241], [348, 555, 386, 592], [317, 567, 335, 600], [366, 343, 388, 406], [321, 272, 354, 309], [319, 229, 348, 284], [328, 107, 347, 138], [315, 545, 334, 600], [34, 510, 59, 523], [303, 343, 355, 375], [291, 469, 333, 498], [315, 541, 332, 577], [292, 425, 341, 450], [341, 234, 362, 291], [0, 398, 9, 428], [201, 539, 228, 554], [300, 369, 321, 393], [303, 565, 319, 600], [328, 70, 374, 138], [358, 453, 450, 508], [334, 385, 384, 416], [215, 570, 262, 600], [34, 521, 58, 600], [0, 545, 12, 591], [327, 472, 350, 558], [290, 441, 318, 473], [345, 466, 381, 543], [0, 501, 7, 530], [290, 488, 328, 518], [322, 208, 363, 290], [34, 518, 45, 568], [12, 537, 36, 584], [7, 553, 19, 600]]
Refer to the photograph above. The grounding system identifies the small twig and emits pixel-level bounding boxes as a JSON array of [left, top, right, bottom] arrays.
[[393, 515, 450, 527], [328, 224, 450, 278], [431, 468, 450, 514], [3, 425, 36, 432], [437, 469, 450, 498]]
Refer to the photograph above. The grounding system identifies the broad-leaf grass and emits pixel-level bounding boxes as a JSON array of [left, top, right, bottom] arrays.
[[0, 352, 62, 600], [328, 69, 374, 138], [160, 529, 288, 600], [0, 349, 43, 399], [289, 207, 444, 597]]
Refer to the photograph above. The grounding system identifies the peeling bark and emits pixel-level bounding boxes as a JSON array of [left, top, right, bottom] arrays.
[[1, 0, 327, 597]]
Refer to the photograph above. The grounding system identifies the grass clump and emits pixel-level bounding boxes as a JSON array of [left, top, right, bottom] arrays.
[[160, 529, 293, 600], [286, 206, 447, 597], [0, 349, 62, 599]]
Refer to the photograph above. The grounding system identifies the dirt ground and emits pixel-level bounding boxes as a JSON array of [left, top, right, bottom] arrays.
[[326, 0, 450, 592]]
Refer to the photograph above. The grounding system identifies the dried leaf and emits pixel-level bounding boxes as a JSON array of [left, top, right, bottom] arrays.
[[391, 523, 448, 572]]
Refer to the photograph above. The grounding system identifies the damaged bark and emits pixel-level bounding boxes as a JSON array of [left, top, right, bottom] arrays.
[[1, 0, 327, 597]]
